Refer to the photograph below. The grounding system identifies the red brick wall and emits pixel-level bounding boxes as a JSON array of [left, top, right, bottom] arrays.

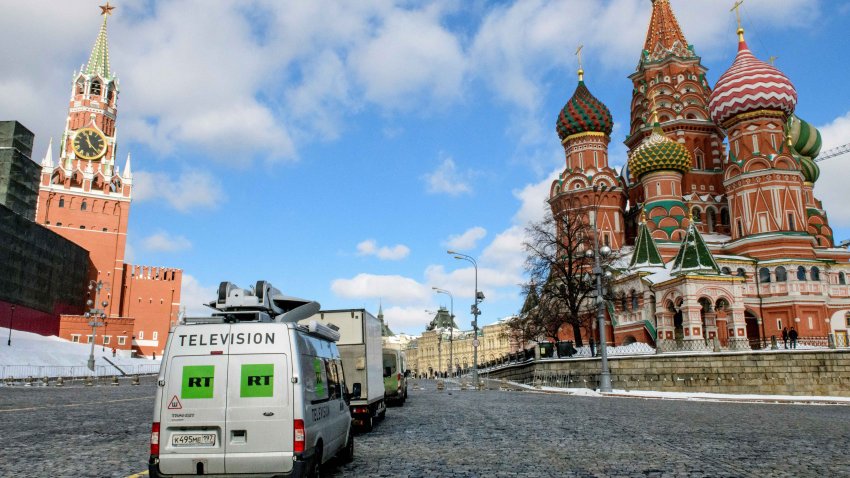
[[120, 266, 182, 358]]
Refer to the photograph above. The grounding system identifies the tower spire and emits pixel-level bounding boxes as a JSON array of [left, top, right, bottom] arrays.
[[86, 3, 115, 78], [643, 0, 689, 58], [42, 138, 54, 168]]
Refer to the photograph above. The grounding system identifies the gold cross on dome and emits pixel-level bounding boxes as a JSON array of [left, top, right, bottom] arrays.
[[575, 44, 584, 81], [768, 55, 778, 66], [100, 2, 115, 16], [731, 0, 744, 29]]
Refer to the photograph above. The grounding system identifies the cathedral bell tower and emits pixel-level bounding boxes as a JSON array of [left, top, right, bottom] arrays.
[[550, 52, 626, 251], [35, 2, 132, 318], [708, 20, 812, 259]]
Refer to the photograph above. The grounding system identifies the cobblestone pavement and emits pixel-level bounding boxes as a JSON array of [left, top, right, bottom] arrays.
[[1, 377, 849, 477]]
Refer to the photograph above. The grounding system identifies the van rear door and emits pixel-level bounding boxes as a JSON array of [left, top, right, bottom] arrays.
[[224, 324, 293, 474], [157, 325, 230, 475]]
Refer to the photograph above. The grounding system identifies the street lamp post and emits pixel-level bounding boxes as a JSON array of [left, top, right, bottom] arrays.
[[432, 287, 454, 377], [85, 280, 109, 372], [7, 304, 15, 346], [447, 251, 484, 386], [584, 189, 613, 393]]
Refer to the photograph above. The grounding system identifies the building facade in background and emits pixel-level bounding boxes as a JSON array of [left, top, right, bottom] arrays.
[[548, 0, 850, 350], [31, 6, 182, 357], [405, 307, 516, 377]]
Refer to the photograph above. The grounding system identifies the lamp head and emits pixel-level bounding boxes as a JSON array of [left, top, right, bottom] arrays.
[[600, 245, 612, 257], [446, 250, 457, 255], [86, 299, 93, 307], [584, 249, 594, 258]]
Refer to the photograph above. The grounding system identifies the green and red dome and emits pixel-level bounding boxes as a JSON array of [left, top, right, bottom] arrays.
[[556, 81, 613, 141]]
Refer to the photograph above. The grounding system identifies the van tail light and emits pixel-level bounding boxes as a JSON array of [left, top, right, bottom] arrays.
[[150, 422, 161, 456], [397, 373, 403, 390], [293, 419, 305, 453]]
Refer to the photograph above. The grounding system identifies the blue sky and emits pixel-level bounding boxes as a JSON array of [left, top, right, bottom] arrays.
[[2, 0, 850, 335]]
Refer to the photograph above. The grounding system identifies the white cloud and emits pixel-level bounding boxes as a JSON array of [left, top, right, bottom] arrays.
[[331, 273, 431, 303], [349, 5, 466, 110], [140, 231, 192, 253], [356, 239, 411, 261], [382, 306, 437, 333], [133, 170, 225, 212], [179, 274, 217, 317], [815, 111, 850, 229], [423, 156, 472, 196], [445, 227, 487, 250]]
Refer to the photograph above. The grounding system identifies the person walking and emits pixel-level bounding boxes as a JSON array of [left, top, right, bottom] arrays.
[[789, 327, 798, 349], [781, 327, 789, 349]]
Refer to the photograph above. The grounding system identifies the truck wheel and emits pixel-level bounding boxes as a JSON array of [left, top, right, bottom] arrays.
[[339, 432, 354, 463]]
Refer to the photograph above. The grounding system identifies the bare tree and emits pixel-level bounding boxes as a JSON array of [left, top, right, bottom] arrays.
[[514, 202, 620, 348]]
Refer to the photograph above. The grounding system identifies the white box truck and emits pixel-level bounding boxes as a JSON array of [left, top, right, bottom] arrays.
[[150, 281, 354, 478], [302, 309, 385, 431]]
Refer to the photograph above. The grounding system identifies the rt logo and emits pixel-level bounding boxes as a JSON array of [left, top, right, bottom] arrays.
[[188, 377, 213, 387], [247, 375, 272, 386]]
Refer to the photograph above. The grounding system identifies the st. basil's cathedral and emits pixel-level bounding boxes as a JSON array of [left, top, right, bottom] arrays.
[[549, 0, 850, 350]]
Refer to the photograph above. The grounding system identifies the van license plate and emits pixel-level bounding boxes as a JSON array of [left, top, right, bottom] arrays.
[[172, 433, 216, 447]]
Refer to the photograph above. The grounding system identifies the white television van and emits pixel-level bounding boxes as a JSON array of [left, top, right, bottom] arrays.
[[149, 281, 353, 478]]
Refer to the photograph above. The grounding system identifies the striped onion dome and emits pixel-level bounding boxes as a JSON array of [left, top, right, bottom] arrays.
[[627, 123, 691, 180], [708, 36, 797, 125], [787, 115, 822, 159], [556, 80, 613, 140], [798, 154, 820, 183]]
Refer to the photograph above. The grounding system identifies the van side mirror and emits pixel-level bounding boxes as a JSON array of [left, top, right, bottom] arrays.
[[404, 370, 411, 378]]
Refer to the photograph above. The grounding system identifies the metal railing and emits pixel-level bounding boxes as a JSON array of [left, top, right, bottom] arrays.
[[0, 363, 160, 380]]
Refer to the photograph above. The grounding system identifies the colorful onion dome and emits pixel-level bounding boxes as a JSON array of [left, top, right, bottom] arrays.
[[627, 123, 692, 180], [787, 115, 822, 159], [556, 80, 613, 141], [708, 35, 797, 126], [798, 154, 820, 183]]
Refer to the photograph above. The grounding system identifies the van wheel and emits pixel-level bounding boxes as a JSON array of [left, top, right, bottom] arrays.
[[309, 448, 323, 478], [362, 415, 373, 432], [339, 432, 354, 463]]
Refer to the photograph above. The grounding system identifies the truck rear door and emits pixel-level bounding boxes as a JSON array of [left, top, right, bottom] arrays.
[[157, 325, 230, 475]]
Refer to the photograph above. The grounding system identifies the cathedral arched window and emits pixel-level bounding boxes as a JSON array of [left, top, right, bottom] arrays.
[[775, 266, 787, 282], [811, 267, 821, 281], [797, 266, 807, 281], [90, 80, 101, 97], [840, 272, 847, 285], [720, 209, 730, 226], [737, 268, 746, 278], [81, 201, 87, 211], [721, 267, 731, 275], [759, 267, 771, 283], [695, 151, 704, 170], [631, 291, 638, 311], [707, 209, 716, 233], [58, 198, 65, 208]]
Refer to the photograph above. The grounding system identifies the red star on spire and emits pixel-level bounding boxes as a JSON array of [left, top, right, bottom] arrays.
[[99, 2, 115, 16]]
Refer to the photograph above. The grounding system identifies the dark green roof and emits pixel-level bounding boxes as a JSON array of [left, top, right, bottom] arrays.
[[670, 221, 720, 275], [426, 307, 458, 331], [630, 219, 665, 268]]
